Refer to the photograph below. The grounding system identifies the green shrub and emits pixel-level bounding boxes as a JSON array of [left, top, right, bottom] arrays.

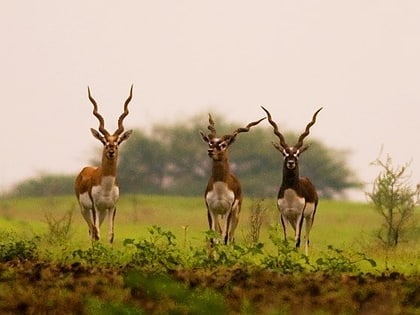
[[123, 225, 182, 272], [261, 225, 310, 273], [367, 155, 417, 247], [0, 232, 38, 262], [315, 245, 377, 273], [190, 230, 264, 269], [72, 242, 126, 267]]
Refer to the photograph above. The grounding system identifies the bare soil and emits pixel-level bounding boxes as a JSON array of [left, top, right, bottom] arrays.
[[0, 260, 419, 314]]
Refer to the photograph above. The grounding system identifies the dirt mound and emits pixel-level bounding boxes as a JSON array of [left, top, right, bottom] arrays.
[[0, 260, 419, 314], [173, 268, 420, 314]]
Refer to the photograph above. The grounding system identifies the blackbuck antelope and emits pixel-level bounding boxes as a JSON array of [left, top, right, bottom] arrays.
[[75, 86, 133, 243], [200, 114, 265, 244], [261, 106, 322, 255]]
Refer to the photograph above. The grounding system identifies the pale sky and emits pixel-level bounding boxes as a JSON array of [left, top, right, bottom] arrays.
[[1, 1, 420, 200]]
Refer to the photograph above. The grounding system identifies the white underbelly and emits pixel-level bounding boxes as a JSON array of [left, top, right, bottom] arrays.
[[278, 188, 315, 218], [91, 178, 119, 210], [206, 182, 235, 215]]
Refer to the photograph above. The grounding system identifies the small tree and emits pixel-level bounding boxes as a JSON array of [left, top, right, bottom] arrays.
[[245, 199, 268, 243], [367, 155, 416, 247]]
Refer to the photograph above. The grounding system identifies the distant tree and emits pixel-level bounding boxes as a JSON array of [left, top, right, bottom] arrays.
[[295, 137, 361, 198], [367, 155, 417, 247], [5, 113, 361, 198], [118, 130, 169, 194], [153, 119, 209, 195], [117, 113, 361, 198], [7, 174, 74, 197]]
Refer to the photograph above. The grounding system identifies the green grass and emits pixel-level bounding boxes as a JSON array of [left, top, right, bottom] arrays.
[[0, 195, 419, 274]]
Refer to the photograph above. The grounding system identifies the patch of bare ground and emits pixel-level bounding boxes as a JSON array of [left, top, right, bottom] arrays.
[[172, 268, 420, 314], [0, 260, 419, 314]]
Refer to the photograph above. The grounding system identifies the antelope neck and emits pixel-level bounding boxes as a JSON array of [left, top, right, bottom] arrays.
[[211, 158, 231, 181], [281, 164, 300, 189], [101, 152, 118, 177]]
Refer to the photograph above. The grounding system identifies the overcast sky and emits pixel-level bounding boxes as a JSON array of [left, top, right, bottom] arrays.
[[1, 1, 420, 200]]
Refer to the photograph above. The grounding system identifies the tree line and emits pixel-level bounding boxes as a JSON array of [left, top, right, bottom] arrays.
[[6, 113, 361, 198]]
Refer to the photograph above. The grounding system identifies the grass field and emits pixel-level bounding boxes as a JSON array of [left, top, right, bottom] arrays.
[[1, 195, 420, 314], [0, 194, 419, 274]]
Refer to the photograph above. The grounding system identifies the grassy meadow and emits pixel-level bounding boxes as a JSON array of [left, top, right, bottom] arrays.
[[0, 194, 419, 274]]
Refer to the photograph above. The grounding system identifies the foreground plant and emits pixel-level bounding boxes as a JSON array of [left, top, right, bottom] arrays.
[[123, 225, 182, 272], [367, 154, 417, 247], [43, 209, 74, 245], [190, 230, 264, 269], [261, 225, 311, 273], [244, 198, 268, 244], [315, 245, 377, 273], [0, 232, 38, 262], [72, 242, 126, 267]]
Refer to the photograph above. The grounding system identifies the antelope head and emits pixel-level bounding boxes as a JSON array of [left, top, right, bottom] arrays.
[[88, 85, 133, 160], [200, 114, 265, 161], [261, 106, 322, 170]]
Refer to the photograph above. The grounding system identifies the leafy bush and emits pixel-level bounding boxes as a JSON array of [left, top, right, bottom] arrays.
[[121, 225, 376, 275], [315, 245, 377, 273], [261, 225, 311, 273], [0, 232, 38, 262], [0, 223, 378, 276], [123, 225, 182, 272], [72, 242, 126, 267], [190, 230, 264, 269]]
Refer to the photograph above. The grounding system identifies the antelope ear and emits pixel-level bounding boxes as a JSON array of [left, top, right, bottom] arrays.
[[223, 135, 235, 145], [199, 130, 209, 142], [118, 130, 133, 144], [90, 128, 106, 144], [272, 142, 285, 153]]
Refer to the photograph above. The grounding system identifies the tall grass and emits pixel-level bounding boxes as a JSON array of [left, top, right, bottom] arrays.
[[0, 194, 419, 273]]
